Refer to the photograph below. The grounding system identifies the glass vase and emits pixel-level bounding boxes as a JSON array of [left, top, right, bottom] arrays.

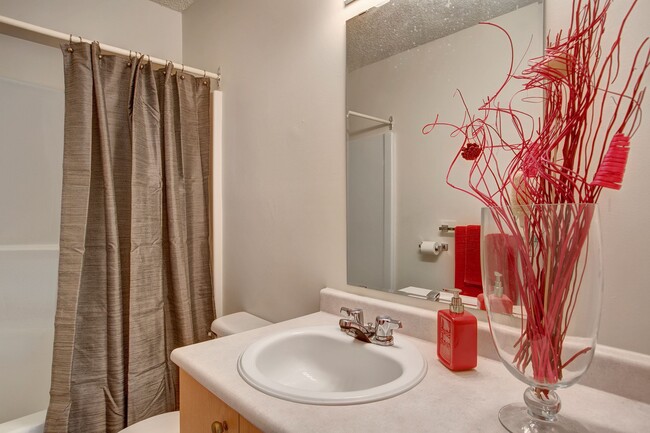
[[480, 204, 603, 433]]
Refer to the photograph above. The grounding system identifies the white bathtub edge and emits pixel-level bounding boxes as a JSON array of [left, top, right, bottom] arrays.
[[0, 410, 46, 433]]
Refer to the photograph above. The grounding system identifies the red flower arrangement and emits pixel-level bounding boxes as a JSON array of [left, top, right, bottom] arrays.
[[423, 0, 648, 386]]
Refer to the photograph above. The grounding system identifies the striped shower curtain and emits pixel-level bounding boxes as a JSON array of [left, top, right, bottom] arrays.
[[45, 42, 214, 433]]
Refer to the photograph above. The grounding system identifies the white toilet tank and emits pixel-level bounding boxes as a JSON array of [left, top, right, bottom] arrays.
[[210, 312, 272, 337]]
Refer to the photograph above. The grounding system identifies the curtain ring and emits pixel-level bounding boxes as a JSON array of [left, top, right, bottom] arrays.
[[140, 54, 150, 70], [180, 64, 185, 80], [163, 60, 173, 76], [127, 50, 133, 67], [67, 35, 82, 51], [203, 70, 208, 86], [93, 41, 103, 60]]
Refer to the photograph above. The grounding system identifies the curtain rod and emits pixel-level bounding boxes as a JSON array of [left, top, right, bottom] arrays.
[[0, 14, 221, 81], [347, 110, 393, 130]]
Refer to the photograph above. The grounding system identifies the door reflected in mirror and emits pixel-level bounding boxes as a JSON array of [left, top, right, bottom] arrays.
[[345, 0, 544, 302]]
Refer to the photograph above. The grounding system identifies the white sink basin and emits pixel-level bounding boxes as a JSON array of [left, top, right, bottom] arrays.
[[237, 325, 427, 405]]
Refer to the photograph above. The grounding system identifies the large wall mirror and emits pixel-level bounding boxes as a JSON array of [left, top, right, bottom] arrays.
[[346, 0, 544, 301]]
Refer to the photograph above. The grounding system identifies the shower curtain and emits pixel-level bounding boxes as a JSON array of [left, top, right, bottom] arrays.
[[45, 42, 214, 433]]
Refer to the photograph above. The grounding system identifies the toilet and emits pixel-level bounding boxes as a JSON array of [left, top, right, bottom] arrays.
[[210, 311, 272, 337], [119, 312, 271, 432], [119, 411, 179, 433]]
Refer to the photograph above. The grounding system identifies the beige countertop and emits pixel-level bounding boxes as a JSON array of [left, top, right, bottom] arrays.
[[171, 310, 650, 433]]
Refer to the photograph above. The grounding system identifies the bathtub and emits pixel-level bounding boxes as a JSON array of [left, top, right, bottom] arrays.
[[0, 411, 46, 433], [0, 248, 57, 428]]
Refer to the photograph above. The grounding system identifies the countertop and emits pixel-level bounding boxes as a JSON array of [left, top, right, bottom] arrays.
[[171, 311, 650, 433]]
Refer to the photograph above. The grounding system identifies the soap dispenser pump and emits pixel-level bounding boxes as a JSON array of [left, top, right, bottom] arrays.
[[490, 272, 513, 314], [437, 288, 477, 371]]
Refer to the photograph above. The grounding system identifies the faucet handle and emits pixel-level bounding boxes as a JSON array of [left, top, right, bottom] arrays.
[[340, 307, 364, 325], [373, 315, 402, 346]]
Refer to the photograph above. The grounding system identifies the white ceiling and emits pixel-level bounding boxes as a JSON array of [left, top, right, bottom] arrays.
[[148, 0, 196, 12]]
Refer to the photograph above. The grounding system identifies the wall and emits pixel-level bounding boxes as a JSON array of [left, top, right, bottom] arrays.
[[184, 0, 650, 355], [0, 0, 183, 90], [347, 4, 543, 293], [0, 0, 183, 421], [545, 0, 650, 355], [183, 0, 348, 323]]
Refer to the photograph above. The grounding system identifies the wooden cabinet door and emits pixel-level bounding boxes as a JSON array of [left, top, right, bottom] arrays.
[[240, 417, 264, 433], [180, 369, 240, 433]]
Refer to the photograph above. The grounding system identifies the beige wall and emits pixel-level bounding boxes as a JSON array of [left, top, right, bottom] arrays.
[[183, 0, 349, 323], [0, 0, 183, 90], [545, 0, 650, 355], [184, 0, 650, 355]]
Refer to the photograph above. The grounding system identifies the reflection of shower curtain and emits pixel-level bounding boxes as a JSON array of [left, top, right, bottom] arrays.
[[45, 42, 214, 433]]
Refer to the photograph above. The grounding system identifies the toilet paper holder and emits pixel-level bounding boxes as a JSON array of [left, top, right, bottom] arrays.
[[419, 241, 449, 255]]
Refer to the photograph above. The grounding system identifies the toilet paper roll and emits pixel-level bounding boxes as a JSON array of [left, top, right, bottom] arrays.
[[419, 241, 441, 256]]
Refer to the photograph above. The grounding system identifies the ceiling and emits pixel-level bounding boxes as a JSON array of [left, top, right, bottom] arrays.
[[347, 0, 540, 72], [147, 0, 539, 70], [148, 0, 196, 12]]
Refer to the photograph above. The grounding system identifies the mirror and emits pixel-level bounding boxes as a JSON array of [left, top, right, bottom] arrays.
[[346, 0, 544, 301]]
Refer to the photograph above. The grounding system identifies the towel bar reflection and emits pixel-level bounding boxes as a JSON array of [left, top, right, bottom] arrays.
[[347, 110, 393, 130], [439, 224, 456, 233]]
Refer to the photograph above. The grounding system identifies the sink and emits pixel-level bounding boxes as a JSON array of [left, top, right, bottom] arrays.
[[237, 325, 427, 405]]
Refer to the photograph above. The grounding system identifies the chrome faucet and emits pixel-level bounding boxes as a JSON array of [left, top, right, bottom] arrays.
[[373, 315, 403, 346], [339, 307, 374, 341], [340, 307, 365, 327], [338, 318, 373, 343], [339, 307, 402, 346]]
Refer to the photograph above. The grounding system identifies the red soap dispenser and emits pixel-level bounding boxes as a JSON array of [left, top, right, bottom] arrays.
[[477, 272, 513, 315], [437, 288, 477, 371]]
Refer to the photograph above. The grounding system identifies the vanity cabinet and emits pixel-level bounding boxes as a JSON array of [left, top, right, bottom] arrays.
[[180, 369, 263, 433]]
